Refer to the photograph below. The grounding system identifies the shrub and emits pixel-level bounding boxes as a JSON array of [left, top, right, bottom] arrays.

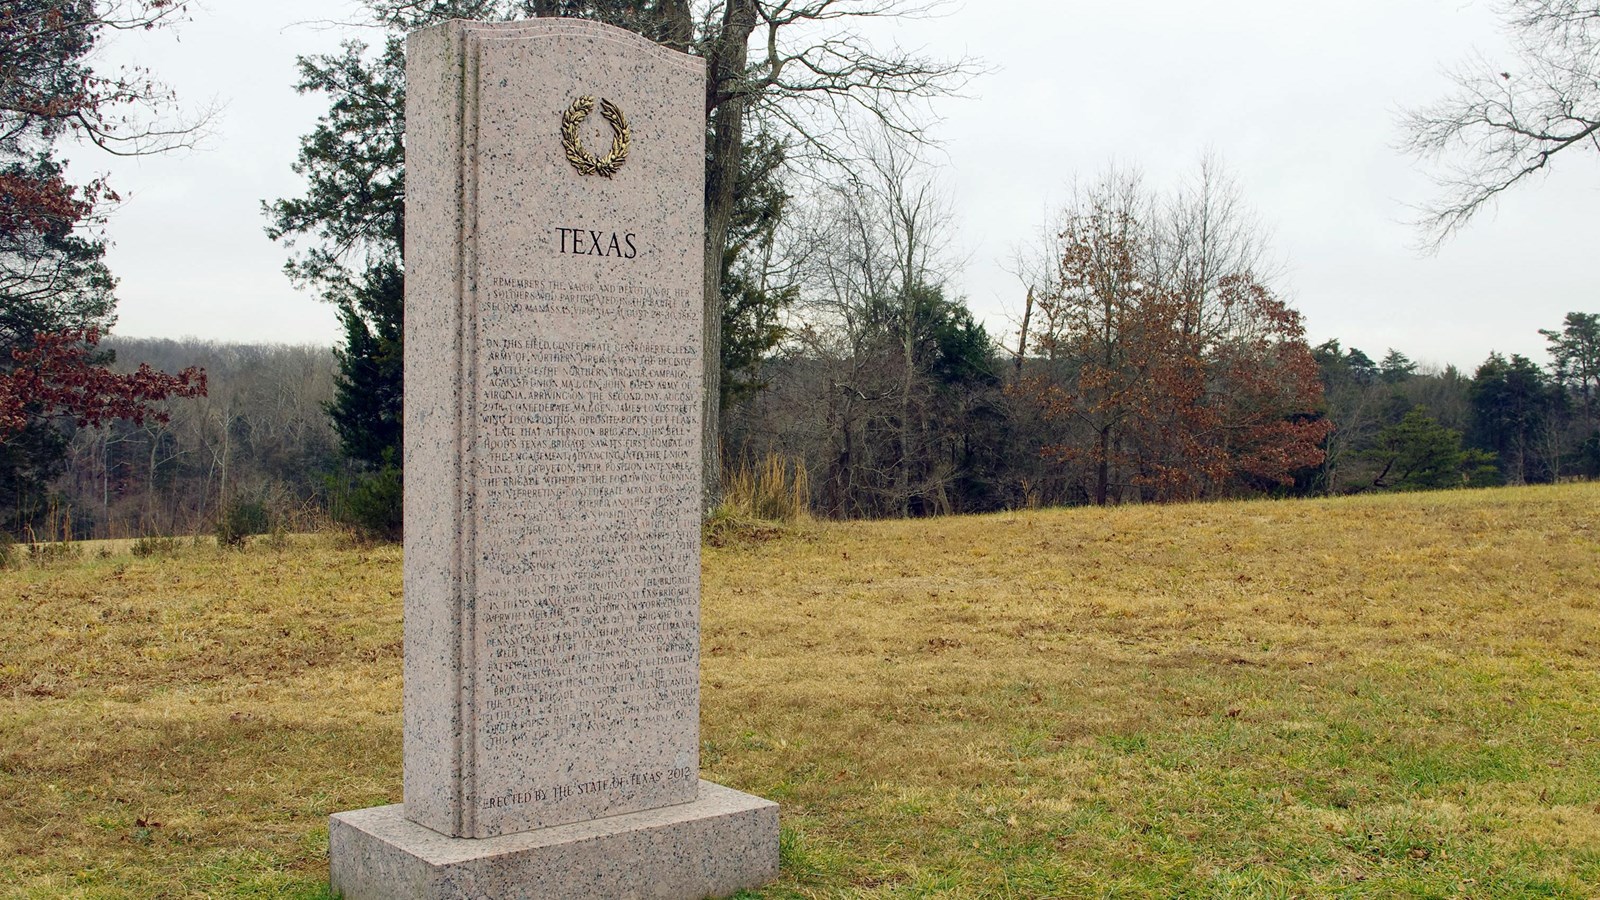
[[0, 533, 13, 570], [330, 465, 402, 542], [26, 540, 80, 565], [261, 526, 292, 552], [702, 502, 784, 547], [216, 498, 272, 548], [131, 535, 181, 558]]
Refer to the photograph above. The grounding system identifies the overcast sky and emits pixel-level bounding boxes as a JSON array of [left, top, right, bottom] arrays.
[[75, 0, 1596, 371]]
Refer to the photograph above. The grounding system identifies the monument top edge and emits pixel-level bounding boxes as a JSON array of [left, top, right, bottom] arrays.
[[414, 18, 705, 72]]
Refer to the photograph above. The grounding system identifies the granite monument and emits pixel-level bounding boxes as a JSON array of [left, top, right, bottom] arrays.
[[327, 18, 779, 899]]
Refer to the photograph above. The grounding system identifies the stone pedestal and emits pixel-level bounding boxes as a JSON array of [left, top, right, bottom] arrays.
[[328, 18, 777, 898], [331, 782, 777, 900]]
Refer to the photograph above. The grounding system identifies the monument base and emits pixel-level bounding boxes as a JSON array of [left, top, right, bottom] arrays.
[[329, 781, 777, 900]]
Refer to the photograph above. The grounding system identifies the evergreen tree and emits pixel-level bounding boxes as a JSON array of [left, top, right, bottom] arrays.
[[1312, 341, 1379, 388], [1344, 347, 1378, 384], [1541, 312, 1600, 416], [925, 297, 1006, 512], [326, 262, 403, 470], [1469, 352, 1563, 484], [264, 37, 405, 295], [1379, 348, 1418, 384], [1361, 408, 1498, 490], [1541, 312, 1600, 475], [263, 36, 406, 536], [323, 262, 403, 540]]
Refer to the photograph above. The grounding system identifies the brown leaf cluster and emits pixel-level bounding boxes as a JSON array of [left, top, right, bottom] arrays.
[[0, 329, 206, 439]]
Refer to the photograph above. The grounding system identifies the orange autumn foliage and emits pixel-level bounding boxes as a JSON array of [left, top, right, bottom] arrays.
[[1018, 186, 1331, 504]]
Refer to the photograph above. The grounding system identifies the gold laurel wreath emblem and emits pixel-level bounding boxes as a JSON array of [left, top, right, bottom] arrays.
[[561, 96, 630, 178]]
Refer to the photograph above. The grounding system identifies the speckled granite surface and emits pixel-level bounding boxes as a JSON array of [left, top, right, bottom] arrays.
[[401, 16, 707, 840], [331, 781, 778, 900], [329, 17, 776, 898]]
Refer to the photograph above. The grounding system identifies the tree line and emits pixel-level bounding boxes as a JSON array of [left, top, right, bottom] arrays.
[[41, 338, 339, 540], [17, 301, 1594, 540], [726, 160, 1599, 516], [1313, 314, 1600, 494]]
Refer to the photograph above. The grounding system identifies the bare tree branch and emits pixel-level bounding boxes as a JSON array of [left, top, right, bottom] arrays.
[[1403, 0, 1600, 248]]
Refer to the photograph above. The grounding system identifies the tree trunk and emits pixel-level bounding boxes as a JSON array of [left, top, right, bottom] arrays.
[[898, 342, 913, 517], [146, 433, 160, 532], [656, 0, 692, 52], [1095, 427, 1110, 506], [701, 0, 756, 512], [1013, 286, 1033, 380]]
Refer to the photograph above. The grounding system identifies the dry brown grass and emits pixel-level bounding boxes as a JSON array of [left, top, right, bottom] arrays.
[[2, 484, 1598, 897], [704, 484, 1600, 896], [0, 536, 400, 898], [714, 455, 812, 530]]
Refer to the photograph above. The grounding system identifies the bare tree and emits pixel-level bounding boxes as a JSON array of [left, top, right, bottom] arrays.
[[860, 134, 958, 514], [776, 124, 978, 516], [53, 339, 340, 538], [1002, 206, 1067, 376], [780, 168, 896, 515], [1403, 0, 1600, 245], [1156, 154, 1278, 340]]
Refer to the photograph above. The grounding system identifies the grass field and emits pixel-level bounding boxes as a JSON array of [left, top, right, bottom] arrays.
[[2, 484, 1598, 898]]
